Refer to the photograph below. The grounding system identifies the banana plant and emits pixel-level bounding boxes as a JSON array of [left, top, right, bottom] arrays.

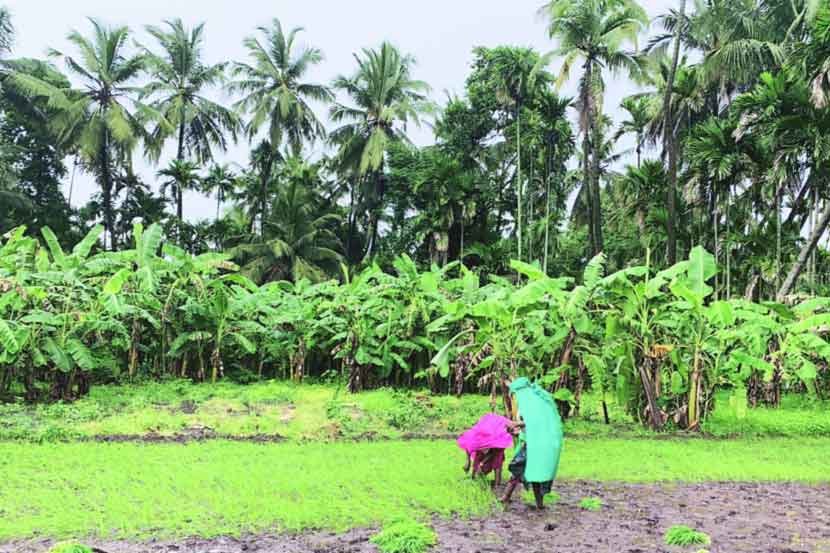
[[430, 259, 571, 411]]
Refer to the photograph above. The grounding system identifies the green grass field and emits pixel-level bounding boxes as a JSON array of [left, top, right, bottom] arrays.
[[2, 382, 829, 545], [2, 380, 828, 442], [1, 437, 828, 541]]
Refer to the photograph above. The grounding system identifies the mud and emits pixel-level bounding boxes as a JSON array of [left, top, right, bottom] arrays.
[[6, 482, 829, 553], [88, 429, 287, 444], [85, 431, 457, 444]]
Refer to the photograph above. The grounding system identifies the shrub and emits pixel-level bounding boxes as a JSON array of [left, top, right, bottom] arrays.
[[664, 525, 711, 546], [370, 520, 437, 553]]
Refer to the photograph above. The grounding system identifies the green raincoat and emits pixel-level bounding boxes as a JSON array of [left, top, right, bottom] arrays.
[[509, 377, 563, 484]]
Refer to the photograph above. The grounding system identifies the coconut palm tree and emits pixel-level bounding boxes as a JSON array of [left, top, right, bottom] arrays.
[[0, 6, 13, 57], [661, 0, 686, 264], [141, 18, 240, 164], [230, 18, 331, 239], [158, 158, 200, 222], [614, 160, 666, 240], [232, 158, 342, 283], [541, 0, 648, 256], [615, 96, 651, 168], [230, 18, 332, 152], [6, 19, 147, 249], [652, 0, 786, 96], [201, 163, 237, 223], [329, 41, 431, 259]]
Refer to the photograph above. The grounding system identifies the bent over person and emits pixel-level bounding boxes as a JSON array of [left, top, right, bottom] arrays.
[[457, 413, 514, 487], [500, 377, 563, 510]]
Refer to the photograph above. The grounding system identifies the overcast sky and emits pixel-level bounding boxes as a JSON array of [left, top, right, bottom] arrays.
[[5, 0, 675, 222]]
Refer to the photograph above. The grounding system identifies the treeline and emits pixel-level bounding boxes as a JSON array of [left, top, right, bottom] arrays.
[[3, 2, 830, 300], [2, 224, 828, 430]]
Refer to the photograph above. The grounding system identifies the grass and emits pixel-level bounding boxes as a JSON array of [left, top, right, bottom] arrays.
[[370, 520, 437, 553], [578, 497, 602, 511], [0, 380, 495, 442], [521, 490, 560, 507], [702, 391, 830, 437], [1, 437, 828, 541], [664, 525, 711, 546], [47, 544, 93, 553], [2, 381, 829, 443]]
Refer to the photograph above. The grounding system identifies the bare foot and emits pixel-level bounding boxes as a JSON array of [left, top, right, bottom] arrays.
[[500, 496, 511, 509]]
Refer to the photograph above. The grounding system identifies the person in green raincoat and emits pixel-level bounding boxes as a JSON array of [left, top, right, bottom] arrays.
[[500, 377, 563, 510]]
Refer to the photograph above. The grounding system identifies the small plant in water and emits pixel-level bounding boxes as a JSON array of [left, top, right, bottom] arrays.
[[370, 519, 437, 553], [664, 525, 711, 547], [578, 497, 602, 511], [48, 543, 93, 553]]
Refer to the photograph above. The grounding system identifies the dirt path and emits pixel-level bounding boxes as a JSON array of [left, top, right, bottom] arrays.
[[7, 482, 829, 553]]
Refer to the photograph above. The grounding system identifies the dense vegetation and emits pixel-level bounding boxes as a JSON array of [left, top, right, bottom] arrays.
[[2, 223, 829, 432], [3, 1, 830, 432]]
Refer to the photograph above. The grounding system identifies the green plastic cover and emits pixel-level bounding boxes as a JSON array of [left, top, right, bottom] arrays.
[[509, 377, 563, 482]]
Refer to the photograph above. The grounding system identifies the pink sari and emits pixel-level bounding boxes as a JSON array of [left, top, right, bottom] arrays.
[[457, 413, 513, 474]]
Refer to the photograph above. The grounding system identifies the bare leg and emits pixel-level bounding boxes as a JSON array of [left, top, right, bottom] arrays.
[[463, 454, 471, 473], [500, 478, 520, 507], [493, 464, 502, 488], [532, 483, 545, 510]]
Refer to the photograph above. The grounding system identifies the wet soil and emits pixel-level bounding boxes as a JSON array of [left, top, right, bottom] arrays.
[[85, 431, 459, 444], [7, 481, 829, 553]]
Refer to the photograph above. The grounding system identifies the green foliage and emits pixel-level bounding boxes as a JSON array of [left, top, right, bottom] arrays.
[[4, 224, 830, 436], [578, 497, 602, 511], [48, 543, 93, 553], [664, 525, 711, 547], [370, 520, 437, 553]]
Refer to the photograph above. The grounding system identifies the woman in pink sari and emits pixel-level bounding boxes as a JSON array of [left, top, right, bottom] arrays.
[[457, 413, 515, 487]]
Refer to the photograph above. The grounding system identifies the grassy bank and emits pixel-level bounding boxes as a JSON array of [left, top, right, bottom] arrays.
[[2, 380, 829, 442], [1, 437, 828, 541]]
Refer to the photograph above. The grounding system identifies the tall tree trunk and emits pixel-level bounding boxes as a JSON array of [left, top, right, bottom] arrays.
[[581, 62, 596, 255], [543, 143, 552, 274], [714, 196, 719, 300], [448, 201, 464, 262], [527, 146, 534, 262], [726, 184, 731, 300], [346, 179, 357, 267], [776, 186, 782, 293], [250, 151, 274, 237], [516, 104, 523, 262], [777, 199, 830, 300], [663, 0, 686, 265], [176, 119, 186, 223], [589, 113, 603, 255], [100, 132, 115, 251]]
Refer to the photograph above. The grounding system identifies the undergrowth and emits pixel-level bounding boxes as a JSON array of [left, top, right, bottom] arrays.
[[2, 382, 829, 443]]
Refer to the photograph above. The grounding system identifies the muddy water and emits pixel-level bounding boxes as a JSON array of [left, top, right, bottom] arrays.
[[7, 482, 830, 553]]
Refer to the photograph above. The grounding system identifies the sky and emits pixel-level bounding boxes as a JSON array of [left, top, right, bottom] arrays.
[[5, 0, 676, 222]]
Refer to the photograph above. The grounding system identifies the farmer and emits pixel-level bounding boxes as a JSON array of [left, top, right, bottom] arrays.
[[457, 413, 514, 487], [500, 377, 563, 510]]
